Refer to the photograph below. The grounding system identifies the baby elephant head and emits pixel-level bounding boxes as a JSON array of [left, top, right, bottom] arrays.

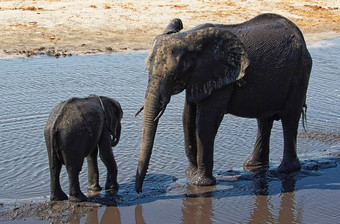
[[96, 96, 123, 147]]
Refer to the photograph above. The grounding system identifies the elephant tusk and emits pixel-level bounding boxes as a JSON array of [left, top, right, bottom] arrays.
[[135, 106, 144, 117], [154, 107, 165, 122]]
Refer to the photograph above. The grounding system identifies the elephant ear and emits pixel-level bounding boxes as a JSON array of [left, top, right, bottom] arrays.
[[164, 18, 183, 34], [100, 96, 123, 135], [186, 27, 249, 102]]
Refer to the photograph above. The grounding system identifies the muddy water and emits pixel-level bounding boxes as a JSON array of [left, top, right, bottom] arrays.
[[0, 38, 339, 223]]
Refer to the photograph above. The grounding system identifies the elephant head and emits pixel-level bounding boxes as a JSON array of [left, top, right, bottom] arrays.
[[95, 96, 123, 147], [135, 19, 249, 193]]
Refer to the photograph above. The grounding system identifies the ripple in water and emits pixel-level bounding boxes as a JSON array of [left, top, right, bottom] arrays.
[[0, 39, 339, 223]]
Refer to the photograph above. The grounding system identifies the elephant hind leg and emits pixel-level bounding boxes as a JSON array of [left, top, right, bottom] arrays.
[[66, 161, 87, 202], [278, 50, 311, 173], [244, 117, 274, 171], [87, 147, 102, 192], [279, 112, 301, 173], [48, 149, 68, 201], [278, 67, 309, 173]]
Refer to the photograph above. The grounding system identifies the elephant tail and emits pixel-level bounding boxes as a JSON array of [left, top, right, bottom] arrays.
[[51, 129, 65, 165], [50, 101, 71, 165], [301, 103, 307, 132]]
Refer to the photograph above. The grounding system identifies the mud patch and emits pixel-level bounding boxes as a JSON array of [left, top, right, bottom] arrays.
[[0, 201, 100, 224], [299, 131, 340, 144]]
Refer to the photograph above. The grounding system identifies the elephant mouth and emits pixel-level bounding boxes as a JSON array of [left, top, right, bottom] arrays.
[[110, 136, 116, 146]]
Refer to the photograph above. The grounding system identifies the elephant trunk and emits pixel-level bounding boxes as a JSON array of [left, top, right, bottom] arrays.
[[135, 76, 171, 193], [135, 92, 161, 193], [111, 122, 121, 147]]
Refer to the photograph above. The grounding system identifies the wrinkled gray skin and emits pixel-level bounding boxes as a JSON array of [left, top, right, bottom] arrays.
[[44, 95, 123, 202], [135, 14, 312, 193]]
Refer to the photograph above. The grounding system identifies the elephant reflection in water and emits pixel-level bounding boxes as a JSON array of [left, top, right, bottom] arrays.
[[182, 185, 215, 224], [181, 171, 302, 224], [84, 174, 300, 223], [248, 170, 302, 223], [84, 191, 213, 224], [85, 205, 146, 224], [85, 207, 121, 224]]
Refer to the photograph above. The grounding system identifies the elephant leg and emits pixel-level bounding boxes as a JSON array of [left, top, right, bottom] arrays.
[[87, 146, 102, 191], [98, 132, 119, 192], [191, 88, 231, 186], [244, 117, 274, 169], [66, 160, 87, 202], [279, 112, 301, 173], [48, 149, 68, 201], [182, 100, 198, 178], [278, 74, 307, 173]]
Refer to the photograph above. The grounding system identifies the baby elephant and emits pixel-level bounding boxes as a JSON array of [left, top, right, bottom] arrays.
[[44, 95, 123, 202]]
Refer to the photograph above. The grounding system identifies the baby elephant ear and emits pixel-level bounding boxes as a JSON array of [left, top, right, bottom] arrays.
[[164, 18, 183, 34], [186, 27, 249, 102]]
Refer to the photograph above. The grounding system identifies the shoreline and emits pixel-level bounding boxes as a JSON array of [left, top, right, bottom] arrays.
[[0, 0, 339, 58]]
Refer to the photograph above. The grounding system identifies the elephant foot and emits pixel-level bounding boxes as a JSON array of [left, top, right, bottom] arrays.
[[278, 158, 301, 173], [88, 184, 102, 192], [50, 191, 68, 201], [105, 181, 119, 192], [69, 192, 87, 202], [190, 173, 216, 186], [243, 154, 269, 169], [243, 159, 269, 172], [185, 165, 197, 179]]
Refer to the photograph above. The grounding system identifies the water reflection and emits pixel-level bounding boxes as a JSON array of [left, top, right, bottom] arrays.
[[82, 166, 319, 224], [84, 185, 216, 224], [182, 185, 215, 224], [248, 168, 302, 223], [85, 207, 122, 224]]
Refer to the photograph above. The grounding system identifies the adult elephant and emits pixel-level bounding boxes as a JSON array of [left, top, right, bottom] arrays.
[[44, 95, 123, 202], [135, 14, 312, 193]]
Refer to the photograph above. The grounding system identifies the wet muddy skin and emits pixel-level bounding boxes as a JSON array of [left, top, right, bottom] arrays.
[[0, 38, 339, 223]]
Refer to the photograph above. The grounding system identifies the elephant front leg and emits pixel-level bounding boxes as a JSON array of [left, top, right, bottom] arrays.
[[87, 147, 102, 191], [183, 101, 198, 178], [98, 132, 119, 192], [190, 92, 227, 186], [244, 117, 274, 170]]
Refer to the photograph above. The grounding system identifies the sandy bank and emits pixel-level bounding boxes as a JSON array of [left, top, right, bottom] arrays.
[[0, 0, 339, 57]]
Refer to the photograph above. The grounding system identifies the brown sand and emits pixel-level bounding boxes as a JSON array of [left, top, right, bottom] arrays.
[[0, 0, 339, 57]]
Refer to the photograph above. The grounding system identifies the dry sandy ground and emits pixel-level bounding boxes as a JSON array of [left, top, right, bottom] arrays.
[[0, 0, 339, 57]]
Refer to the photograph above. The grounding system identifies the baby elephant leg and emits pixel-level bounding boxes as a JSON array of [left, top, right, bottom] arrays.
[[98, 132, 119, 192], [48, 149, 68, 201], [66, 161, 87, 202], [87, 147, 102, 191]]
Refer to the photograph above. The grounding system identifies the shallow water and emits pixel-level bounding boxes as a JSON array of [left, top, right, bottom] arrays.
[[0, 38, 339, 223]]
